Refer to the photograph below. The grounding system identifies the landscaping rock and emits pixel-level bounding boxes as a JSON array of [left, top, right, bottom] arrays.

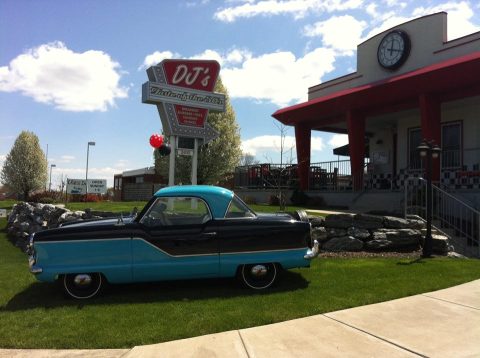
[[447, 252, 467, 259], [407, 219, 425, 230], [384, 216, 410, 229], [323, 213, 354, 228], [308, 216, 325, 228], [311, 227, 328, 242], [322, 236, 363, 252], [365, 229, 421, 251], [326, 228, 347, 238], [347, 227, 371, 240], [431, 234, 450, 255], [353, 213, 384, 229]]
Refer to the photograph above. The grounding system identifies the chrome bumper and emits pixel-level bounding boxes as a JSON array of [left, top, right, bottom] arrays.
[[304, 240, 320, 260], [28, 255, 42, 274]]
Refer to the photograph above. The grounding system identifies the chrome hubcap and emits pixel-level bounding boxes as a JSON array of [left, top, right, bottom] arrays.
[[251, 265, 268, 277], [73, 274, 92, 287]]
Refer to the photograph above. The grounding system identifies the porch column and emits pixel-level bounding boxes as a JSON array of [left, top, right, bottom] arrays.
[[346, 111, 365, 191], [419, 94, 441, 182], [295, 124, 311, 191]]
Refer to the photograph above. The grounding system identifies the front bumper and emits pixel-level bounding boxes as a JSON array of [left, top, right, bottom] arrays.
[[304, 240, 320, 260]]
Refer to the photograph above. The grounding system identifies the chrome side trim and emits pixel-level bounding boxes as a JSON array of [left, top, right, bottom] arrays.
[[304, 240, 320, 260], [34, 237, 309, 258], [220, 247, 308, 255]]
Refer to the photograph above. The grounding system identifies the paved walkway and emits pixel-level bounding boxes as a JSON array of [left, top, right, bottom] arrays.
[[2, 279, 479, 357]]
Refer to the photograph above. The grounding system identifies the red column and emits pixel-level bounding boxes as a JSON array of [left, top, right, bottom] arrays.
[[346, 111, 365, 191], [419, 94, 441, 182], [295, 124, 311, 191]]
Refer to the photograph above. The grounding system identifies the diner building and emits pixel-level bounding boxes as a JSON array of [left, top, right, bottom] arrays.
[[273, 12, 479, 196]]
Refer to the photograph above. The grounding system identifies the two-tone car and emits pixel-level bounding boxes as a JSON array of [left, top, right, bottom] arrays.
[[28, 185, 319, 299]]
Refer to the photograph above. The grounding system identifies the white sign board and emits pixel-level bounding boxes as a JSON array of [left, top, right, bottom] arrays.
[[177, 148, 194, 156], [0, 209, 6, 218], [67, 179, 107, 195]]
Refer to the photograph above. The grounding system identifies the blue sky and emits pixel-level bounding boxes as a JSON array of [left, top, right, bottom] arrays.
[[1, 0, 479, 187]]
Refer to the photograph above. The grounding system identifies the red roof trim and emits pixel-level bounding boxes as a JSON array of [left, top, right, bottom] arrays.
[[273, 51, 480, 123]]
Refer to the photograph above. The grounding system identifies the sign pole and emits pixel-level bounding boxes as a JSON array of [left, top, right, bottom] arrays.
[[192, 138, 198, 186], [168, 135, 176, 187]]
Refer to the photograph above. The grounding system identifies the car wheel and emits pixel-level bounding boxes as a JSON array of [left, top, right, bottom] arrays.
[[241, 263, 277, 290], [63, 273, 103, 299]]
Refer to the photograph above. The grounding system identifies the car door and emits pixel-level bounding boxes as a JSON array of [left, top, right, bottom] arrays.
[[132, 196, 219, 282]]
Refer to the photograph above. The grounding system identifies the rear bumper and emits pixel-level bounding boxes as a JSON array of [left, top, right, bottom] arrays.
[[28, 255, 43, 274], [304, 240, 320, 260]]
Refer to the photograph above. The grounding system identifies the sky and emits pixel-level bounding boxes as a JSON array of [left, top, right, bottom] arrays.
[[1, 0, 479, 188]]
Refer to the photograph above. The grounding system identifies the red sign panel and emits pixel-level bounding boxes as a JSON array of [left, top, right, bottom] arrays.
[[162, 60, 220, 128]]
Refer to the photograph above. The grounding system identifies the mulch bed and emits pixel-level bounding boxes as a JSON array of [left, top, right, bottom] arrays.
[[319, 250, 423, 259]]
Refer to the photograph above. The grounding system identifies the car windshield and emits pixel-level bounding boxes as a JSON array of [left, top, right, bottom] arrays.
[[225, 195, 256, 218]]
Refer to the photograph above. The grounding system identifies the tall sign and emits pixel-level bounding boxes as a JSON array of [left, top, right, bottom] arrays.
[[142, 59, 224, 143], [142, 59, 226, 186]]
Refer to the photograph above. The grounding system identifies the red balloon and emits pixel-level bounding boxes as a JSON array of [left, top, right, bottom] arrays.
[[149, 134, 164, 148]]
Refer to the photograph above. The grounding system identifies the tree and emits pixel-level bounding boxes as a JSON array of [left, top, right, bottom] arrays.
[[1, 131, 47, 200], [155, 77, 242, 185], [240, 153, 259, 166]]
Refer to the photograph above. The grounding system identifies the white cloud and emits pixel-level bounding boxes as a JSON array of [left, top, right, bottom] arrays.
[[366, 1, 479, 40], [214, 0, 364, 22], [303, 15, 367, 55], [141, 47, 337, 106], [139, 50, 180, 70], [242, 135, 324, 156], [0, 154, 6, 168], [412, 1, 480, 40], [222, 47, 336, 106], [0, 42, 128, 112], [114, 159, 129, 168], [139, 48, 252, 70], [328, 134, 348, 147]]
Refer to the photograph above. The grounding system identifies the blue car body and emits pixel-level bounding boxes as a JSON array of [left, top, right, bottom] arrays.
[[28, 185, 319, 297]]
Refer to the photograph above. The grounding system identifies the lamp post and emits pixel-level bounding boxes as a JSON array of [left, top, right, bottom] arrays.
[[417, 140, 441, 258], [86, 141, 96, 200], [49, 164, 56, 192]]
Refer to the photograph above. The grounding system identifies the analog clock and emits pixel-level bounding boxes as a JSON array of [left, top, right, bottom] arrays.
[[377, 30, 411, 70]]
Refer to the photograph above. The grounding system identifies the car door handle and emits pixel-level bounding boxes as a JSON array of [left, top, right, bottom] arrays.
[[202, 232, 217, 237]]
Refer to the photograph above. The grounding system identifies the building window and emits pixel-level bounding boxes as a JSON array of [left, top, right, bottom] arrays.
[[408, 128, 422, 170], [441, 122, 462, 169], [135, 176, 144, 184]]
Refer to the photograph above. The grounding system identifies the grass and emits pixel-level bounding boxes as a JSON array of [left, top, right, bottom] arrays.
[[0, 215, 479, 349]]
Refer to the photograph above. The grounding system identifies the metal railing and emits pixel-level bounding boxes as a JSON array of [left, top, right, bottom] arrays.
[[234, 159, 369, 190], [404, 177, 480, 258]]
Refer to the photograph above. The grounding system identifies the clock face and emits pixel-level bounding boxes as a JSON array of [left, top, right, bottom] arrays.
[[377, 30, 411, 70]]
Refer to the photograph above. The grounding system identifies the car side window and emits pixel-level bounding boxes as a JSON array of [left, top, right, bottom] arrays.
[[225, 195, 256, 218], [141, 197, 212, 227]]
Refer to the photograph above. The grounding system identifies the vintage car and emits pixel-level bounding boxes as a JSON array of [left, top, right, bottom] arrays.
[[28, 185, 319, 299]]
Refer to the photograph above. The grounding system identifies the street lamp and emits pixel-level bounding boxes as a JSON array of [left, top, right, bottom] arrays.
[[86, 141, 96, 199], [417, 139, 441, 258], [49, 164, 56, 191]]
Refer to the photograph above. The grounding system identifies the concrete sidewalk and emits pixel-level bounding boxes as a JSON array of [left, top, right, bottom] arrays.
[[2, 279, 479, 357]]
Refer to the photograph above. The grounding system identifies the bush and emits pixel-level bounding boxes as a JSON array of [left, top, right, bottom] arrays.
[[69, 194, 102, 202], [268, 194, 280, 206], [307, 195, 326, 207], [242, 195, 257, 205], [290, 189, 309, 206], [29, 191, 57, 203]]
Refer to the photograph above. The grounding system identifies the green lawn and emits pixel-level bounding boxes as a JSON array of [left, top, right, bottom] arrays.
[[1, 216, 479, 349]]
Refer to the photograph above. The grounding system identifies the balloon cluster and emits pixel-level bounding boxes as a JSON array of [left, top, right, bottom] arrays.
[[149, 134, 164, 148], [149, 134, 171, 156]]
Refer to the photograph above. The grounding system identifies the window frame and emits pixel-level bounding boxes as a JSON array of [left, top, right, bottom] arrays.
[[223, 195, 257, 220], [140, 196, 213, 227], [441, 120, 463, 170]]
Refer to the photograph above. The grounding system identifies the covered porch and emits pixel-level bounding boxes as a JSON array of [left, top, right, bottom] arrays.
[[272, 52, 480, 191]]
